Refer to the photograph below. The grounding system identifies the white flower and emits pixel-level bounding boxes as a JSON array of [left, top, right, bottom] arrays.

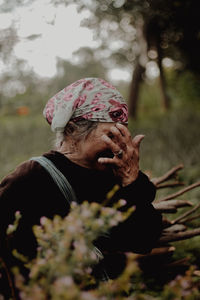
[[82, 208, 92, 218], [81, 292, 97, 300], [56, 276, 73, 287], [40, 216, 46, 225], [96, 219, 104, 226], [119, 199, 127, 206], [110, 220, 117, 226], [68, 225, 77, 233]]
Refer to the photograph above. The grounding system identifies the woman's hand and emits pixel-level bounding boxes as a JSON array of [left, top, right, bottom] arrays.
[[98, 123, 144, 187]]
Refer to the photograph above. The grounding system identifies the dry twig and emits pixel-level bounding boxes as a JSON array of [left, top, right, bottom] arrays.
[[171, 203, 200, 224], [153, 200, 193, 212], [156, 181, 185, 189], [163, 224, 187, 233], [181, 213, 200, 224], [152, 164, 184, 186], [142, 164, 200, 271], [159, 228, 200, 243], [164, 257, 190, 268], [0, 257, 16, 300], [158, 181, 200, 202], [138, 246, 175, 257]]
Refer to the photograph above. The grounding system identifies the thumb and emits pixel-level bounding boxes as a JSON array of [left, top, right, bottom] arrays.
[[132, 134, 145, 148]]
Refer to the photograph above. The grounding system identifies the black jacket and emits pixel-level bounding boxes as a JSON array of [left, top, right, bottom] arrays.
[[0, 150, 162, 287]]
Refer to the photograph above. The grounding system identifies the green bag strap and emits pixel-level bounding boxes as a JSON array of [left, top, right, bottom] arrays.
[[30, 156, 77, 205]]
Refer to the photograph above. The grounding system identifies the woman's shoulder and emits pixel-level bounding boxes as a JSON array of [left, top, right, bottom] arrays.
[[0, 150, 60, 189], [0, 159, 42, 188]]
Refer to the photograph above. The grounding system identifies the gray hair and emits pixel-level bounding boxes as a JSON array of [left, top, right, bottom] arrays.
[[54, 120, 98, 149]]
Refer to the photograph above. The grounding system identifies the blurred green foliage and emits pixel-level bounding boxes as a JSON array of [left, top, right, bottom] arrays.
[[0, 60, 200, 298], [1, 67, 199, 183], [0, 0, 200, 297], [2, 200, 200, 299]]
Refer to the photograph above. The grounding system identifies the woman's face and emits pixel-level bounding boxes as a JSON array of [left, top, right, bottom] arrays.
[[77, 122, 119, 171]]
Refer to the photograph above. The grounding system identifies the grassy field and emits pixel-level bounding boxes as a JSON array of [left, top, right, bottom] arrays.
[[1, 106, 199, 180], [0, 114, 52, 179], [1, 75, 200, 205]]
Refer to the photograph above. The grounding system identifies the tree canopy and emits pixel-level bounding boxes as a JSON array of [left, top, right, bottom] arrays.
[[1, 0, 200, 116], [59, 0, 200, 116]]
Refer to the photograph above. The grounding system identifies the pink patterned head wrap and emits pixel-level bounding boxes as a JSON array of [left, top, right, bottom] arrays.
[[43, 77, 128, 132]]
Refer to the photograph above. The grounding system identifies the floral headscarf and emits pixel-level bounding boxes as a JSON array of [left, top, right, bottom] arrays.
[[43, 77, 128, 132]]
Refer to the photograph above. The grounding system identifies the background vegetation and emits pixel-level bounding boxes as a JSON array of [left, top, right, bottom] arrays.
[[0, 0, 200, 298], [1, 68, 199, 184]]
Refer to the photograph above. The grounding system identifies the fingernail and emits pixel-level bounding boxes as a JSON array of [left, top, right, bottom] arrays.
[[98, 158, 104, 163], [138, 134, 145, 138]]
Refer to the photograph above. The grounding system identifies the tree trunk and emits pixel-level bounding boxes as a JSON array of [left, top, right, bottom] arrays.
[[156, 41, 171, 110], [128, 59, 145, 119]]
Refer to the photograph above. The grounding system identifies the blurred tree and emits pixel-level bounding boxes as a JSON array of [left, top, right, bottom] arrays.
[[0, 0, 41, 107], [0, 0, 107, 108], [49, 53, 107, 94], [52, 0, 200, 118], [0, 24, 18, 106], [1, 0, 200, 117]]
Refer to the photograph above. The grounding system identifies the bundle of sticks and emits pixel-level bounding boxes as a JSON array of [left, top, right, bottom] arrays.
[[138, 164, 200, 273]]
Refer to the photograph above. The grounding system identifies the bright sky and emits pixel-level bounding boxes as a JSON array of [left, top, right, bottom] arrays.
[[0, 1, 131, 81], [8, 2, 98, 77], [0, 1, 164, 82]]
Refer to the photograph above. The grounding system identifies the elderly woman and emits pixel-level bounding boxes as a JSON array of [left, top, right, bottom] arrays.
[[0, 78, 162, 295]]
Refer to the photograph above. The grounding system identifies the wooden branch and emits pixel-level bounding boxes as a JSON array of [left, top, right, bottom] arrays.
[[167, 200, 193, 208], [156, 181, 185, 189], [152, 164, 184, 186], [153, 200, 193, 211], [193, 270, 200, 276], [137, 246, 175, 258], [154, 206, 177, 213], [164, 257, 190, 268], [137, 165, 200, 272], [0, 257, 17, 300], [158, 181, 200, 202], [162, 217, 173, 228], [171, 203, 200, 224], [163, 224, 187, 233], [159, 228, 200, 243], [181, 213, 200, 224]]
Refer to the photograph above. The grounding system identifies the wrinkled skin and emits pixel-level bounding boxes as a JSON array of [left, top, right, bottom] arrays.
[[59, 122, 144, 187]]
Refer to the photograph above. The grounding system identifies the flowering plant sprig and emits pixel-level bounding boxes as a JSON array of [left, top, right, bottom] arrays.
[[6, 211, 22, 235], [13, 200, 135, 299]]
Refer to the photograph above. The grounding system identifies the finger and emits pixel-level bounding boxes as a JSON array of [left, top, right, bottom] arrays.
[[110, 125, 121, 143], [101, 134, 120, 154], [116, 123, 131, 138], [98, 157, 116, 165], [109, 126, 127, 151], [132, 134, 145, 148], [108, 126, 127, 150]]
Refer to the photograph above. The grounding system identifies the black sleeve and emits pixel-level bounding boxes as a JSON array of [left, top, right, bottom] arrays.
[[94, 171, 163, 254], [0, 160, 70, 260]]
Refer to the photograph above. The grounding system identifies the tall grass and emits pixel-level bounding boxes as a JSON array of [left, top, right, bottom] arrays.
[[129, 108, 200, 180], [1, 73, 200, 190], [0, 114, 53, 179], [1, 107, 199, 188]]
